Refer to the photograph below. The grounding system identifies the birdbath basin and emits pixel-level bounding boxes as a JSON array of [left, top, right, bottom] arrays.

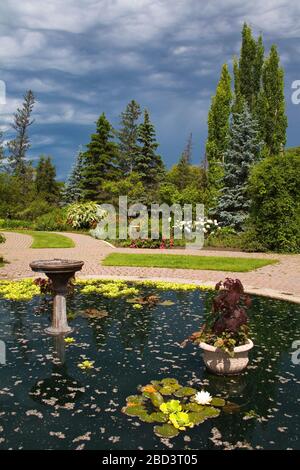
[[30, 259, 84, 335]]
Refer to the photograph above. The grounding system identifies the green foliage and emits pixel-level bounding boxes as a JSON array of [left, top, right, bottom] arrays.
[[102, 172, 145, 205], [35, 155, 60, 203], [0, 233, 5, 244], [35, 208, 69, 231], [117, 100, 142, 174], [81, 113, 119, 201], [16, 199, 54, 221], [237, 24, 264, 112], [247, 154, 300, 252], [215, 104, 262, 230], [257, 45, 287, 156], [206, 63, 232, 195], [7, 90, 35, 177], [205, 227, 244, 249], [0, 218, 36, 229], [66, 202, 103, 229], [136, 109, 165, 188]]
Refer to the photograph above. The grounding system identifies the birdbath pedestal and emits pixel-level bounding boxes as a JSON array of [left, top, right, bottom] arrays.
[[30, 259, 84, 336]]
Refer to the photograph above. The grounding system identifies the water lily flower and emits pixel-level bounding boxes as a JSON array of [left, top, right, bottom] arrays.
[[64, 337, 75, 344], [194, 390, 212, 405], [78, 360, 94, 370]]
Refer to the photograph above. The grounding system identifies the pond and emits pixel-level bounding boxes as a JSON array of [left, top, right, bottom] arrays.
[[0, 281, 299, 450]]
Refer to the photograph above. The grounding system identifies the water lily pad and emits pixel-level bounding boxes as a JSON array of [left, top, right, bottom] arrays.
[[188, 411, 206, 425], [154, 423, 179, 438], [149, 391, 164, 408], [160, 378, 179, 386], [126, 395, 145, 405], [122, 405, 146, 417], [184, 403, 206, 412], [210, 398, 226, 407], [200, 406, 220, 418], [149, 412, 168, 423], [174, 387, 197, 397]]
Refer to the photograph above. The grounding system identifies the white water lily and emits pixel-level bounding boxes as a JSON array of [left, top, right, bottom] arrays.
[[194, 390, 212, 405]]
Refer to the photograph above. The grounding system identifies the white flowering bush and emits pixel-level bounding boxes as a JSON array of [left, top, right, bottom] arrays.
[[173, 217, 219, 238], [66, 202, 106, 229]]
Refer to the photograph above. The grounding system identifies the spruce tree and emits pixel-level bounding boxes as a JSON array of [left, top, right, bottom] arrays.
[[206, 63, 232, 193], [63, 150, 84, 204], [117, 100, 141, 174], [258, 45, 287, 156], [7, 90, 35, 176], [215, 105, 262, 230], [35, 156, 59, 203], [136, 109, 164, 187], [81, 113, 119, 201]]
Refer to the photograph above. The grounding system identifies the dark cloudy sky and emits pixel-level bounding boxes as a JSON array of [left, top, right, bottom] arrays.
[[0, 0, 299, 179]]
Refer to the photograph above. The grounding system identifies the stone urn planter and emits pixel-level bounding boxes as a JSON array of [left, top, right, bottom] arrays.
[[200, 339, 254, 375]]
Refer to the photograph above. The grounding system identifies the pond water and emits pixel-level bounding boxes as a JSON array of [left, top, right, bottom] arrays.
[[0, 283, 299, 450]]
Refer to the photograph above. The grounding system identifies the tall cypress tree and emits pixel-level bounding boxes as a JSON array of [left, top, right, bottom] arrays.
[[7, 90, 35, 176], [215, 105, 262, 230], [35, 156, 59, 203], [258, 45, 287, 156], [136, 109, 164, 187], [238, 24, 264, 113], [63, 150, 84, 204], [117, 100, 141, 174], [206, 63, 232, 193], [81, 113, 119, 201]]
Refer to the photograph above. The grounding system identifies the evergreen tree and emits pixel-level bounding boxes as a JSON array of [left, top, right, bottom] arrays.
[[258, 45, 287, 156], [117, 100, 141, 174], [238, 24, 264, 112], [181, 132, 193, 164], [35, 155, 59, 203], [215, 105, 262, 230], [7, 90, 35, 176], [63, 150, 84, 204], [0, 129, 5, 172], [206, 63, 232, 193], [81, 113, 119, 201], [136, 109, 164, 187], [174, 134, 193, 190]]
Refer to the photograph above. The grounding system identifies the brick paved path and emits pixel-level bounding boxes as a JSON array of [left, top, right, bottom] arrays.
[[1, 231, 300, 301]]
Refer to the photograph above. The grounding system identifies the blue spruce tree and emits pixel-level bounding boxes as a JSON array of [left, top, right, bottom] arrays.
[[216, 105, 262, 230], [63, 150, 84, 204]]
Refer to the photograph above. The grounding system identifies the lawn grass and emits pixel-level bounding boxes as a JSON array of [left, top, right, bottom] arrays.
[[102, 253, 278, 272], [17, 230, 75, 249]]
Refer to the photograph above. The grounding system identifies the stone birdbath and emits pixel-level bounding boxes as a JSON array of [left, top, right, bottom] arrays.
[[30, 258, 84, 335]]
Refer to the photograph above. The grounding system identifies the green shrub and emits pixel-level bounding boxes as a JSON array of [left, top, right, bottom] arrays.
[[66, 202, 105, 229], [35, 209, 69, 231], [247, 154, 300, 253], [205, 227, 244, 250], [16, 199, 54, 221], [0, 233, 5, 244], [0, 219, 36, 230]]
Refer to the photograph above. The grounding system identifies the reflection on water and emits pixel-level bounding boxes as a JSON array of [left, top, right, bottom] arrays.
[[0, 285, 299, 450]]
